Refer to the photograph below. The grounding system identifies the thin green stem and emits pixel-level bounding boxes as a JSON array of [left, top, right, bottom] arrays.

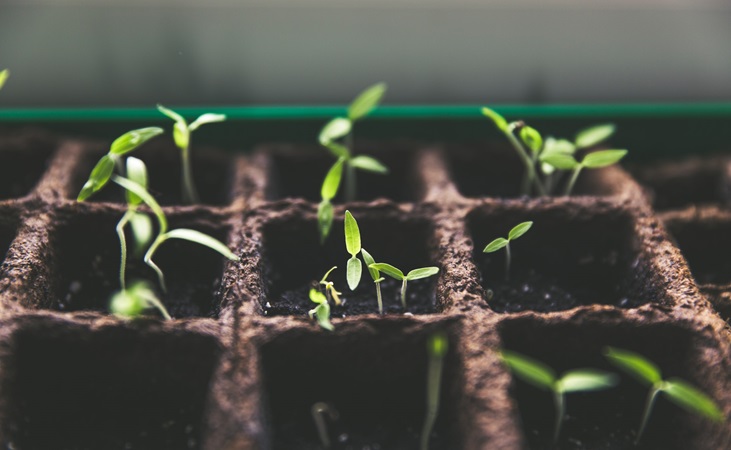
[[401, 278, 408, 309], [505, 242, 512, 282], [636, 385, 661, 445], [140, 291, 172, 320], [375, 281, 383, 314], [345, 160, 356, 203], [311, 402, 338, 449], [553, 390, 565, 443], [505, 130, 546, 196], [144, 235, 168, 292], [116, 210, 134, 290], [181, 144, 199, 204], [564, 165, 583, 196], [420, 351, 445, 450]]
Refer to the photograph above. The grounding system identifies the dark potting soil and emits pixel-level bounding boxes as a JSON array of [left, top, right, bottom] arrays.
[[664, 219, 731, 286], [0, 143, 54, 200]]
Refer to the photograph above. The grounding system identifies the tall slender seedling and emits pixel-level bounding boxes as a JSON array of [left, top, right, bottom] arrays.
[[116, 157, 153, 290], [344, 211, 363, 291], [420, 332, 448, 450], [361, 248, 385, 314], [483, 221, 533, 281], [157, 105, 226, 204]]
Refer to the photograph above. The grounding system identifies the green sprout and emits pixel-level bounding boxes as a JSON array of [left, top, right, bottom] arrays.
[[111, 175, 239, 293], [319, 266, 342, 306], [157, 105, 227, 204], [344, 210, 363, 291], [604, 347, 724, 445], [420, 332, 448, 450], [109, 280, 171, 320], [361, 248, 385, 314], [501, 350, 618, 443], [318, 83, 389, 203], [309, 288, 334, 331], [0, 69, 8, 91], [368, 263, 439, 309], [483, 221, 533, 282], [318, 158, 345, 243], [482, 107, 626, 197], [311, 402, 339, 448]]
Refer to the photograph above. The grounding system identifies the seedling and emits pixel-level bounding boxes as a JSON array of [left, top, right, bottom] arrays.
[[111, 175, 239, 293], [311, 402, 339, 448], [0, 69, 8, 91], [483, 221, 533, 282], [318, 157, 345, 243], [604, 347, 723, 444], [500, 350, 618, 442], [344, 210, 362, 291], [157, 105, 226, 204], [420, 332, 448, 450], [361, 248, 385, 314], [309, 288, 334, 331], [482, 107, 626, 196], [319, 266, 342, 306], [110, 280, 171, 320], [368, 262, 439, 309], [319, 82, 389, 203]]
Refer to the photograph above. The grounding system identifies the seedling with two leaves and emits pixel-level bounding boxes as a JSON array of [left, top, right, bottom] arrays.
[[157, 105, 226, 204], [500, 350, 619, 443], [482, 107, 626, 196], [317, 83, 389, 242], [483, 221, 532, 281], [604, 347, 724, 445]]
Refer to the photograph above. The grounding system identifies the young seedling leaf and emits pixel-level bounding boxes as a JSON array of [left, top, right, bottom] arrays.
[[189, 113, 226, 131], [109, 286, 146, 318], [348, 82, 387, 121], [369, 263, 404, 280], [319, 117, 352, 145], [309, 289, 334, 331], [318, 200, 334, 243], [582, 149, 627, 168], [428, 332, 449, 357], [125, 157, 148, 206], [110, 127, 164, 156], [347, 256, 362, 291], [320, 266, 338, 284], [157, 104, 185, 124], [508, 221, 533, 241], [542, 153, 578, 170], [112, 175, 168, 233], [309, 288, 328, 305], [542, 137, 576, 157], [663, 379, 724, 422], [361, 248, 379, 280], [520, 126, 543, 153], [344, 210, 361, 256], [500, 350, 556, 390], [406, 267, 439, 281], [321, 158, 345, 201], [0, 69, 8, 91], [558, 370, 618, 393], [481, 107, 508, 133], [172, 121, 190, 149], [129, 212, 153, 253], [483, 237, 508, 253], [325, 142, 350, 159], [349, 155, 388, 174], [604, 347, 662, 386], [78, 154, 116, 201], [163, 228, 239, 261], [575, 123, 616, 148]]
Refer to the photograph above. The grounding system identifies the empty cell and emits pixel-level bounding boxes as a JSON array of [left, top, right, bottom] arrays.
[[468, 206, 653, 313], [264, 145, 421, 203], [0, 322, 221, 450], [498, 318, 724, 450], [261, 323, 462, 449], [664, 218, 731, 286], [49, 212, 229, 318], [260, 212, 439, 317], [0, 137, 55, 200]]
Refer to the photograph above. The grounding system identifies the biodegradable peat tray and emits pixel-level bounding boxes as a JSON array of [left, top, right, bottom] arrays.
[[0, 128, 730, 450]]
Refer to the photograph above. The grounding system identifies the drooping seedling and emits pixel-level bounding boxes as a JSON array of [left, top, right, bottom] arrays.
[[500, 350, 618, 443], [344, 210, 363, 291], [420, 332, 448, 450], [309, 288, 334, 332], [604, 347, 723, 444], [0, 69, 8, 91], [319, 83, 389, 203], [483, 221, 533, 282], [110, 280, 171, 320], [157, 105, 227, 204], [311, 402, 339, 449], [368, 262, 439, 309]]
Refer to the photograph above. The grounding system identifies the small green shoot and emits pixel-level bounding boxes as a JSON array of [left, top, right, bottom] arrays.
[[111, 175, 239, 293], [318, 157, 345, 243], [319, 83, 388, 204], [483, 221, 533, 282], [604, 347, 723, 444], [501, 350, 618, 443], [368, 262, 439, 309], [420, 332, 448, 450], [309, 288, 334, 331], [542, 149, 627, 196], [157, 104, 226, 204], [311, 402, 339, 448], [0, 69, 8, 91], [361, 248, 385, 314], [319, 266, 342, 306], [109, 280, 171, 320], [344, 210, 362, 291]]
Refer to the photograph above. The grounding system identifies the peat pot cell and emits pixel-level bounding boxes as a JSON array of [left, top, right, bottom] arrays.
[[0, 213, 18, 268], [498, 319, 723, 450], [261, 324, 462, 449], [49, 213, 229, 318], [664, 218, 731, 286], [633, 157, 730, 211], [73, 144, 233, 206], [468, 207, 650, 313], [0, 323, 220, 450], [265, 146, 421, 203], [447, 145, 615, 199], [0, 140, 54, 200], [261, 214, 439, 317]]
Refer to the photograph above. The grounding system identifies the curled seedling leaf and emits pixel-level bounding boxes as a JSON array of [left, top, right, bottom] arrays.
[[368, 262, 439, 310], [483, 221, 533, 282], [319, 266, 342, 306], [309, 288, 334, 331], [344, 210, 363, 290], [421, 332, 448, 450]]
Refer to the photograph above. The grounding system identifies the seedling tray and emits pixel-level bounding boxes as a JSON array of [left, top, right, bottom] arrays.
[[0, 105, 730, 450]]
